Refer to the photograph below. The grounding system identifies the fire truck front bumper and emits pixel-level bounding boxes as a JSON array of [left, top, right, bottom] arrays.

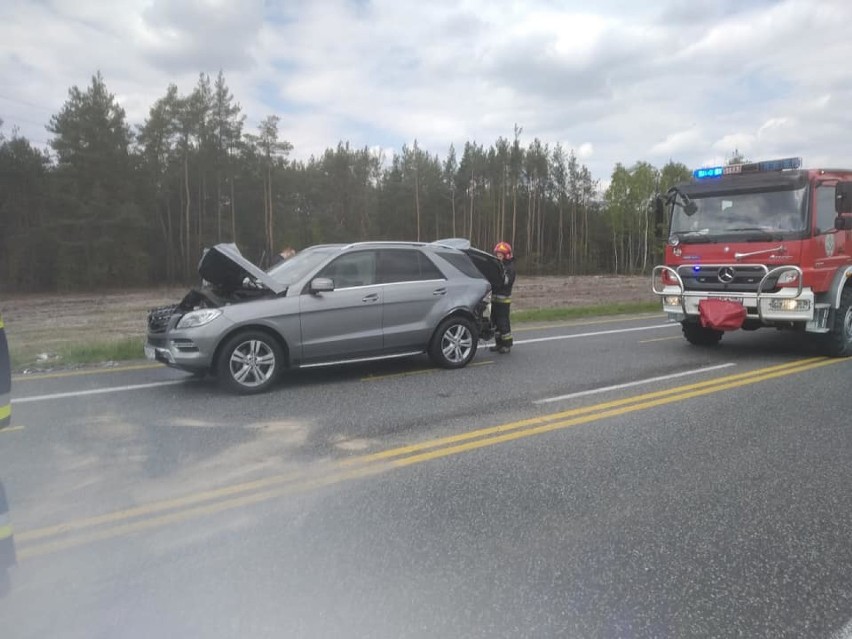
[[658, 286, 817, 325]]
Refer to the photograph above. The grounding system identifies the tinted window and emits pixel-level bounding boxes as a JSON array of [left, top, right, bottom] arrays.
[[418, 252, 445, 280], [378, 249, 444, 283], [815, 185, 837, 235], [317, 251, 377, 288], [434, 251, 481, 278]]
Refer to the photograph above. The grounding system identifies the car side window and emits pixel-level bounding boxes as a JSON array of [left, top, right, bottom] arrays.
[[317, 251, 377, 289], [815, 185, 837, 235], [378, 249, 445, 284]]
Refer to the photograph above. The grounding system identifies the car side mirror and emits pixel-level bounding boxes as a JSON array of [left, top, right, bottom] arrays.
[[310, 277, 334, 293], [835, 215, 852, 231], [835, 182, 852, 214]]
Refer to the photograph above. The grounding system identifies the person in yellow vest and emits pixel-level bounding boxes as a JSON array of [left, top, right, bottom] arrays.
[[489, 242, 516, 354], [0, 312, 15, 597]]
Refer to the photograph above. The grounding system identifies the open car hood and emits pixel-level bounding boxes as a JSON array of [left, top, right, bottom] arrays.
[[198, 243, 286, 295], [431, 238, 505, 289]]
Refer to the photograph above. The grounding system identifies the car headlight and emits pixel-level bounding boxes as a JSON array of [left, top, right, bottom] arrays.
[[176, 308, 222, 329], [776, 270, 799, 285], [768, 298, 810, 312]]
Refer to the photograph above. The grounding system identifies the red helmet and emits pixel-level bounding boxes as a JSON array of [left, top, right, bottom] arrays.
[[493, 241, 512, 259]]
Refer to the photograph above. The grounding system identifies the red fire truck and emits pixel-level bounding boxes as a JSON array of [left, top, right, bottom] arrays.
[[651, 157, 852, 356]]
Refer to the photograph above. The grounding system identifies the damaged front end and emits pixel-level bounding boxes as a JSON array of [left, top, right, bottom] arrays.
[[145, 244, 283, 370]]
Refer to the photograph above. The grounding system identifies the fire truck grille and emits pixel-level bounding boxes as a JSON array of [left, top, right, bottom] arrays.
[[677, 265, 769, 293]]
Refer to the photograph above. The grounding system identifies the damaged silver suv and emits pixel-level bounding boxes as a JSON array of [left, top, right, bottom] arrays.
[[145, 240, 501, 394]]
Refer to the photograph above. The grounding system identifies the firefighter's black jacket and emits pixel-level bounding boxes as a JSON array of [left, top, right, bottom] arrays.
[[493, 258, 516, 299]]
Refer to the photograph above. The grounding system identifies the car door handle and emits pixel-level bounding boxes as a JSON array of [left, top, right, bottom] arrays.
[[433, 288, 447, 296], [362, 293, 379, 303]]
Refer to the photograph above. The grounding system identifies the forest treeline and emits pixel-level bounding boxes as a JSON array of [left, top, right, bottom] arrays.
[[0, 72, 693, 292]]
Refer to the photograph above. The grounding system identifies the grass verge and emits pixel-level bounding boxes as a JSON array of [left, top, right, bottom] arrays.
[[8, 301, 663, 372], [11, 337, 144, 372], [512, 301, 661, 323]]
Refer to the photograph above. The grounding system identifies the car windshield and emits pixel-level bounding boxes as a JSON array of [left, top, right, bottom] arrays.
[[266, 247, 337, 286], [671, 186, 808, 241]]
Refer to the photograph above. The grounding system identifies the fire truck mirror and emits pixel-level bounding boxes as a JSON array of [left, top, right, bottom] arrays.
[[834, 215, 852, 231], [653, 195, 666, 238], [834, 181, 852, 214]]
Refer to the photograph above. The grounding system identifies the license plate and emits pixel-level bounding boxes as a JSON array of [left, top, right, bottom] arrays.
[[144, 345, 156, 360], [707, 296, 743, 305]]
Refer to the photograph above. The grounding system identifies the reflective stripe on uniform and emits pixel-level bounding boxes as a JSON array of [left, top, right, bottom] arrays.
[[0, 395, 9, 425], [493, 297, 512, 303]]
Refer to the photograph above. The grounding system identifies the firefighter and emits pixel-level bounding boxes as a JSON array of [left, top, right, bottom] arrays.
[[0, 311, 14, 597], [490, 241, 516, 354]]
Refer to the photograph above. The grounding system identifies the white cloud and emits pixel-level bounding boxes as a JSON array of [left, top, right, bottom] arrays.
[[3, 0, 852, 182], [651, 129, 704, 156]]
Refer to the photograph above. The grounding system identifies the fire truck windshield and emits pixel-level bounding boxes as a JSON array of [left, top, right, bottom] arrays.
[[670, 185, 808, 242]]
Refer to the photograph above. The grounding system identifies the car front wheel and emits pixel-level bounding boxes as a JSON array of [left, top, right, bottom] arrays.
[[429, 317, 478, 369], [217, 330, 284, 394]]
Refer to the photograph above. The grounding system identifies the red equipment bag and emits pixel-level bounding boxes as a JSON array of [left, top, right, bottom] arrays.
[[698, 298, 746, 331]]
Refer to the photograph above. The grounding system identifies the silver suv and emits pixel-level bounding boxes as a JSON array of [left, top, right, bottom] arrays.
[[145, 240, 500, 394]]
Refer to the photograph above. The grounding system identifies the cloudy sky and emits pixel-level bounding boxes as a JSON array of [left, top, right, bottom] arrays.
[[2, 0, 851, 183]]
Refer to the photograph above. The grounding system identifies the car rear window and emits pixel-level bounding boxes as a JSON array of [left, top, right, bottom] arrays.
[[433, 250, 482, 279]]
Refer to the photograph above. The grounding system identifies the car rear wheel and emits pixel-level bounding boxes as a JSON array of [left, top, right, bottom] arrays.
[[217, 331, 283, 394], [429, 317, 478, 369]]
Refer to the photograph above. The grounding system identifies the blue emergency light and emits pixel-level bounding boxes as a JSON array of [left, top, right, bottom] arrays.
[[694, 167, 724, 179], [692, 156, 802, 180]]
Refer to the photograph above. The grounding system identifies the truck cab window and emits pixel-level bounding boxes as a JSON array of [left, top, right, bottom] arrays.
[[815, 185, 837, 235]]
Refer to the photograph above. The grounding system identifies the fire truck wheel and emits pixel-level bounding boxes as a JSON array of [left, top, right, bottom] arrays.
[[682, 322, 723, 347], [823, 288, 852, 357]]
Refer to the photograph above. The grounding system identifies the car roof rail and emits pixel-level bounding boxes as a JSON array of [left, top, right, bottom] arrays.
[[340, 241, 429, 250]]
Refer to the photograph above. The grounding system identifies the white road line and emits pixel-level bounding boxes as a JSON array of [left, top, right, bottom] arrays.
[[13, 380, 187, 404], [12, 323, 677, 405], [514, 323, 676, 346], [534, 363, 737, 404]]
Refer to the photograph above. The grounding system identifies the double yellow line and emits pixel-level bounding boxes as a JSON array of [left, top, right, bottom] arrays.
[[15, 355, 846, 561]]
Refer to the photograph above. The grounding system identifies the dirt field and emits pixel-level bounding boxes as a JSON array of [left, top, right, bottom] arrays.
[[0, 276, 656, 369]]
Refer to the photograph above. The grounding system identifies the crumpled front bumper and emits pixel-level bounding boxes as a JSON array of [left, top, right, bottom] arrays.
[[145, 333, 219, 372], [145, 308, 229, 372]]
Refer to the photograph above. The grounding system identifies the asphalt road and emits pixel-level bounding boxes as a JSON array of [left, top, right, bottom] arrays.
[[2, 314, 852, 638]]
